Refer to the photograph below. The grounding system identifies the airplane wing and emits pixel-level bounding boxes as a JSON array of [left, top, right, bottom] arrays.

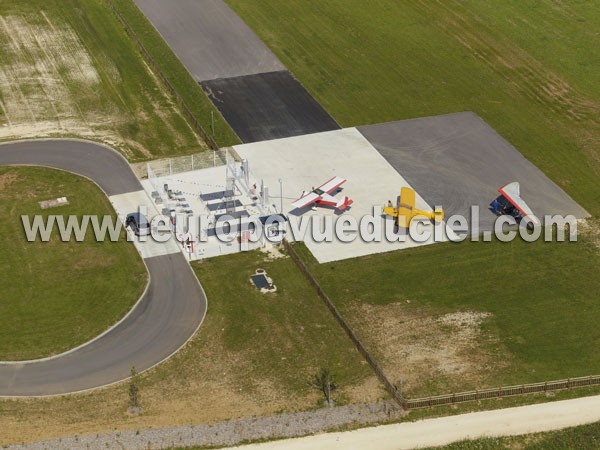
[[318, 176, 347, 195], [398, 187, 416, 211], [397, 187, 416, 228], [291, 191, 322, 209], [498, 182, 540, 225], [317, 193, 353, 210]]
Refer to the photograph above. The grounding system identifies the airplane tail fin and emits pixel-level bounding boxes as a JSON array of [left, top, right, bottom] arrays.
[[336, 196, 353, 210]]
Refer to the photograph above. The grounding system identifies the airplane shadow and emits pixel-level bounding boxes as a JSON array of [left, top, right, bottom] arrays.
[[289, 204, 351, 217]]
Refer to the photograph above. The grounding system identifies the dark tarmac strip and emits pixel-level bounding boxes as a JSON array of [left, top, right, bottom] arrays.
[[358, 112, 589, 231], [0, 140, 141, 196], [131, 0, 339, 143], [0, 140, 207, 396], [202, 71, 340, 143]]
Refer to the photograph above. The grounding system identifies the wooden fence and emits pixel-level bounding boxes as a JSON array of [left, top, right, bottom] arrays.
[[405, 375, 600, 409], [107, 0, 221, 150], [282, 240, 406, 408], [282, 242, 600, 411]]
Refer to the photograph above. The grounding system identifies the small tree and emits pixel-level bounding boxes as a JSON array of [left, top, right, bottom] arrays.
[[129, 366, 140, 410], [312, 368, 337, 407]]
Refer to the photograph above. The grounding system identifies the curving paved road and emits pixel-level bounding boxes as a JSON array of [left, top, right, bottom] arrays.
[[0, 140, 207, 396]]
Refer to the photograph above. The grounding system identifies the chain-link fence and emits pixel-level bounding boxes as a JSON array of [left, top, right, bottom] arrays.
[[146, 149, 228, 178]]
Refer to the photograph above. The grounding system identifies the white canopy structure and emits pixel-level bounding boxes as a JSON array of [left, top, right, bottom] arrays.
[[498, 182, 540, 226]]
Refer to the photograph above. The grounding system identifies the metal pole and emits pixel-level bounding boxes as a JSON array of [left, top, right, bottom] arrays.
[[278, 178, 283, 214]]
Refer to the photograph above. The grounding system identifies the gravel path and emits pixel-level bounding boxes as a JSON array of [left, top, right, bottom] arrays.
[[6, 402, 400, 450], [225, 394, 600, 450]]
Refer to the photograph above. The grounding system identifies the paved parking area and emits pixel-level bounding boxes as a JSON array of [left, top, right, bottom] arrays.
[[109, 190, 181, 259], [359, 112, 589, 231], [235, 128, 453, 263]]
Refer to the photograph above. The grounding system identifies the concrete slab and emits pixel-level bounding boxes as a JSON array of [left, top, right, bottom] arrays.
[[202, 71, 340, 143], [358, 112, 589, 231], [109, 190, 181, 259], [235, 128, 454, 263], [133, 0, 285, 81]]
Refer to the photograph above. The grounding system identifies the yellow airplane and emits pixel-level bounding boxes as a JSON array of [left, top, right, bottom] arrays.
[[383, 187, 444, 228]]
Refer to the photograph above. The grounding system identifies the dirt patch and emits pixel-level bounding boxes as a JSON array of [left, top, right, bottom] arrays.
[[579, 218, 600, 251], [0, 13, 136, 151], [351, 302, 507, 396], [0, 12, 205, 158], [0, 171, 18, 191], [2, 400, 399, 449], [0, 14, 101, 135], [261, 243, 287, 260]]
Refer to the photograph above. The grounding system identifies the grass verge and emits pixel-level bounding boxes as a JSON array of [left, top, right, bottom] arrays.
[[111, 0, 240, 148], [0, 166, 146, 360]]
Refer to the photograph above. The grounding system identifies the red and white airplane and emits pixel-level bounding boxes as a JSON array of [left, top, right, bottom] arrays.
[[291, 176, 353, 211]]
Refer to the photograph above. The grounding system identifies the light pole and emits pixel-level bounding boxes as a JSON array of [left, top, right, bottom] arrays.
[[278, 178, 283, 214]]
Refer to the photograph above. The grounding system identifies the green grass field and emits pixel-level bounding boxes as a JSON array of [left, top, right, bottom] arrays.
[[187, 250, 376, 401], [0, 167, 146, 360], [1, 0, 600, 443], [424, 420, 600, 450], [0, 0, 222, 160], [227, 0, 600, 215], [295, 230, 600, 396], [226, 0, 600, 396]]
